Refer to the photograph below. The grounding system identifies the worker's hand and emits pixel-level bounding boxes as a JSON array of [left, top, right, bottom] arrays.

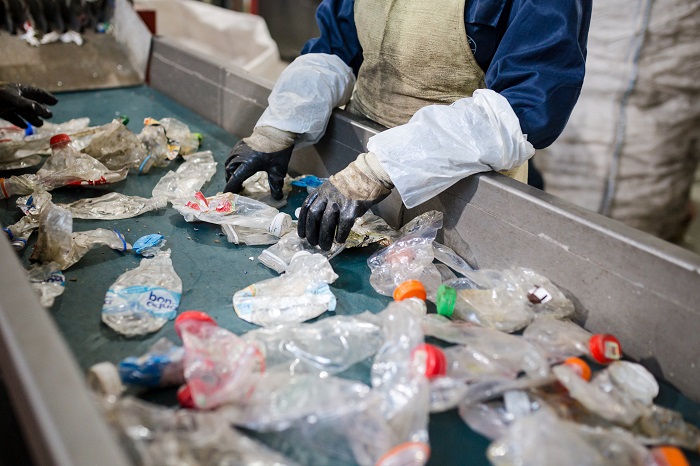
[[224, 126, 296, 200], [0, 82, 58, 128], [298, 152, 393, 251]]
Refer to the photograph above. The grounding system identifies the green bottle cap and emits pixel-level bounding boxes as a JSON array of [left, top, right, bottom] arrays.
[[193, 132, 203, 143], [118, 115, 129, 125], [436, 284, 457, 318]]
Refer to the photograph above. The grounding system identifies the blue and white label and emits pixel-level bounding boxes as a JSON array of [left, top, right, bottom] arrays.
[[103, 285, 181, 320]]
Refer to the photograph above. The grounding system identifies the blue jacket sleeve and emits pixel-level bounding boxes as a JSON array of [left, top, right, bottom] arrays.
[[485, 0, 592, 149], [301, 0, 363, 76]]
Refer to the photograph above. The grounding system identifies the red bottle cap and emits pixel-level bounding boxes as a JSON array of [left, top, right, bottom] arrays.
[[174, 310, 217, 337], [177, 384, 195, 409], [393, 280, 427, 302], [49, 133, 71, 148], [588, 334, 622, 364], [412, 343, 447, 379]]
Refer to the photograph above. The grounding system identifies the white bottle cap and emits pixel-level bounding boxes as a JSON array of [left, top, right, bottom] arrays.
[[87, 362, 124, 398], [268, 212, 293, 237]]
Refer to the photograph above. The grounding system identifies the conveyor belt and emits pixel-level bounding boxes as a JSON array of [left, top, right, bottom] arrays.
[[1, 86, 699, 466]]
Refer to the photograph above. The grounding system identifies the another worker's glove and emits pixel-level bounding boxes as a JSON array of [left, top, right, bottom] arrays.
[[298, 152, 393, 251], [0, 82, 58, 128], [224, 126, 296, 200]]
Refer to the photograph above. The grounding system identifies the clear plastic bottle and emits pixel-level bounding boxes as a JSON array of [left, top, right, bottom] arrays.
[[487, 408, 690, 466], [242, 313, 385, 376], [523, 317, 622, 364], [158, 117, 202, 157], [150, 151, 217, 202], [138, 121, 171, 168], [435, 267, 574, 333], [259, 230, 345, 274], [79, 119, 151, 172], [26, 262, 65, 307], [101, 250, 182, 337], [232, 252, 339, 327], [60, 192, 167, 220], [173, 191, 293, 245], [29, 202, 131, 270], [368, 211, 444, 299], [175, 311, 265, 410]]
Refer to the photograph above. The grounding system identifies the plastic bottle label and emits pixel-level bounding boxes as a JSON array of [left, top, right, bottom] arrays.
[[103, 286, 181, 320], [527, 285, 552, 304]]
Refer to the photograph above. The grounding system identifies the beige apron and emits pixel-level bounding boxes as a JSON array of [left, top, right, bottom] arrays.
[[351, 0, 528, 183]]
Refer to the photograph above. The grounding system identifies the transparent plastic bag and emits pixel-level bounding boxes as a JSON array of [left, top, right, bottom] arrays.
[[60, 193, 167, 220], [150, 151, 217, 202], [233, 252, 338, 327], [368, 211, 443, 300], [101, 250, 182, 337]]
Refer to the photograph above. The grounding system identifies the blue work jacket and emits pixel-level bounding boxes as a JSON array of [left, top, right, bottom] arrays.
[[302, 0, 592, 149]]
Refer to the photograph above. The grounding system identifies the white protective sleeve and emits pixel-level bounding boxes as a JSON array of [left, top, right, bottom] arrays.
[[255, 53, 356, 148], [367, 89, 535, 208]]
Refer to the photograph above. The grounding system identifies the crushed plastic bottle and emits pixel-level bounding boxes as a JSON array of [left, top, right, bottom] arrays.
[[59, 192, 167, 220], [150, 151, 217, 202], [26, 262, 65, 307], [523, 317, 622, 364], [133, 234, 166, 258], [243, 313, 384, 376], [368, 211, 444, 299], [79, 119, 150, 172], [100, 395, 300, 466], [0, 134, 128, 199], [435, 267, 575, 333], [3, 190, 53, 250], [487, 408, 688, 466], [118, 338, 186, 388], [101, 249, 182, 337], [233, 252, 338, 327], [172, 191, 293, 245], [240, 171, 293, 208], [175, 311, 265, 410], [157, 117, 202, 157], [138, 120, 171, 167], [29, 202, 131, 270], [258, 230, 344, 274]]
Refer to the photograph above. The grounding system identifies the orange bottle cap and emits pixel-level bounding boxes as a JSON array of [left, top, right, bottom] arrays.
[[393, 280, 427, 302], [563, 357, 592, 381], [650, 446, 689, 466], [589, 334, 622, 364], [177, 384, 195, 409]]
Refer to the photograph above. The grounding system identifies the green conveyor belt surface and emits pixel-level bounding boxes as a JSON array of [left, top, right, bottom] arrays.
[[1, 86, 699, 466]]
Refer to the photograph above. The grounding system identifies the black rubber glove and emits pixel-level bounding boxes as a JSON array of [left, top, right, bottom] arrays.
[[223, 140, 293, 201], [0, 82, 58, 128], [298, 154, 394, 251]]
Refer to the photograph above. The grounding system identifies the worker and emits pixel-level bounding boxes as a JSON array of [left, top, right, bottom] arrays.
[[224, 0, 592, 251], [0, 82, 57, 128]]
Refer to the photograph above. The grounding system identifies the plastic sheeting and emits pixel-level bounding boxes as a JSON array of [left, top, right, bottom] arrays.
[[537, 1, 700, 241]]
